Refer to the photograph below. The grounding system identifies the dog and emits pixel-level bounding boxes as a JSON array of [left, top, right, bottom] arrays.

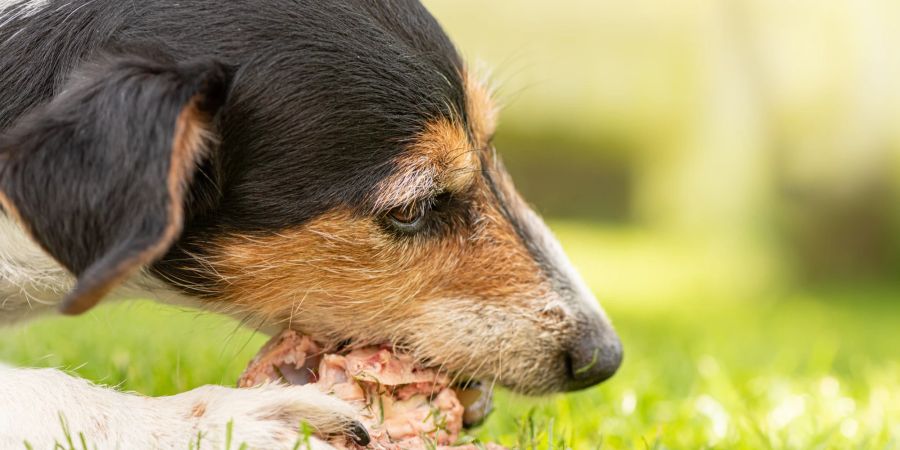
[[0, 0, 623, 448]]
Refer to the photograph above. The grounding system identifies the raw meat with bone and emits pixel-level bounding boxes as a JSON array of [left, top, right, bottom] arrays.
[[239, 330, 501, 449]]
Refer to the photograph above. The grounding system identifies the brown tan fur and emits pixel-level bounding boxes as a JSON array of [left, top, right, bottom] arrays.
[[189, 401, 207, 419], [0, 190, 29, 236], [201, 206, 572, 392]]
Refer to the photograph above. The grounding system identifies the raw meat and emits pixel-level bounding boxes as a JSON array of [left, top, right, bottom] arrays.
[[239, 330, 501, 450]]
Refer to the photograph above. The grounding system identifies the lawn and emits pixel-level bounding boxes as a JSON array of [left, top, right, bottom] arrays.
[[1, 223, 898, 449]]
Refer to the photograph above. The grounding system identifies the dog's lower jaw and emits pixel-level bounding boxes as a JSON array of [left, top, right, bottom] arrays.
[[0, 367, 359, 449]]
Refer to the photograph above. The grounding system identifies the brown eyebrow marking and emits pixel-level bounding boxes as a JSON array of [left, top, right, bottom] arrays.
[[368, 70, 497, 213], [370, 117, 478, 212]]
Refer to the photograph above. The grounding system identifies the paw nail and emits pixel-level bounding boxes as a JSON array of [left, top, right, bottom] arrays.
[[348, 421, 371, 446]]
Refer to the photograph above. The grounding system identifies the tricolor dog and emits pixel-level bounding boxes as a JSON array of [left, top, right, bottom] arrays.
[[0, 0, 623, 448]]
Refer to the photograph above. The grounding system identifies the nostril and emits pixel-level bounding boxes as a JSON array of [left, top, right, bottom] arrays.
[[563, 351, 576, 379], [564, 332, 623, 391]]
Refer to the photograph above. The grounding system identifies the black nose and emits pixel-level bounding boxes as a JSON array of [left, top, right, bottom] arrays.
[[563, 328, 623, 391]]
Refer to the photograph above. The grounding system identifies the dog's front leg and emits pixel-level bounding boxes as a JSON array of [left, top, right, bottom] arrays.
[[0, 368, 365, 449]]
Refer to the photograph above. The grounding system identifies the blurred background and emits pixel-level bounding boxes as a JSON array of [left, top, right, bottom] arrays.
[[426, 0, 900, 297], [420, 0, 900, 447], [2, 1, 899, 449]]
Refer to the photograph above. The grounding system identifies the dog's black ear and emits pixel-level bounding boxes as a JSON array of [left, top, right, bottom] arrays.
[[0, 55, 230, 315]]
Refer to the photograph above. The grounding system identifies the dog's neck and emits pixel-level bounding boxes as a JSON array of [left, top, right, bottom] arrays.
[[0, 213, 201, 324], [0, 213, 69, 324]]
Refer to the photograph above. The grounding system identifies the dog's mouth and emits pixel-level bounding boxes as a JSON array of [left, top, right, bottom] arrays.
[[238, 330, 494, 435]]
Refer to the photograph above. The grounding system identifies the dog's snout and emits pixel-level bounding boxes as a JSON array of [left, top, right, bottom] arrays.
[[563, 323, 623, 391]]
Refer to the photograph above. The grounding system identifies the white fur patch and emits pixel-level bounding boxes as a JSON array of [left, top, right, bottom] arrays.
[[0, 0, 47, 14], [0, 215, 72, 324], [0, 0, 48, 25], [0, 367, 351, 449]]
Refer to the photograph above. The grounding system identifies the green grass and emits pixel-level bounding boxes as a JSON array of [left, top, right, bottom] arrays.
[[2, 223, 899, 449]]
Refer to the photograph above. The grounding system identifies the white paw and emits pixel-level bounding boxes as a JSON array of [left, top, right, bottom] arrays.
[[166, 383, 369, 449]]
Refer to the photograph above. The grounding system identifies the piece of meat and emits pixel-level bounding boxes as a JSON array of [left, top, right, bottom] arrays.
[[239, 331, 322, 387], [239, 330, 503, 450]]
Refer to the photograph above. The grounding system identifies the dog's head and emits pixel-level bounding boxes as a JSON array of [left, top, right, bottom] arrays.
[[0, 0, 621, 394]]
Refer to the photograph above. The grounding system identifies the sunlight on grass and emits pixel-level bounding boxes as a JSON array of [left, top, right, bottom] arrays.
[[476, 294, 900, 449], [1, 224, 898, 449]]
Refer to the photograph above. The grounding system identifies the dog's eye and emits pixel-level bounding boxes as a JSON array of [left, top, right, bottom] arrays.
[[387, 203, 428, 233], [384, 192, 454, 235]]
